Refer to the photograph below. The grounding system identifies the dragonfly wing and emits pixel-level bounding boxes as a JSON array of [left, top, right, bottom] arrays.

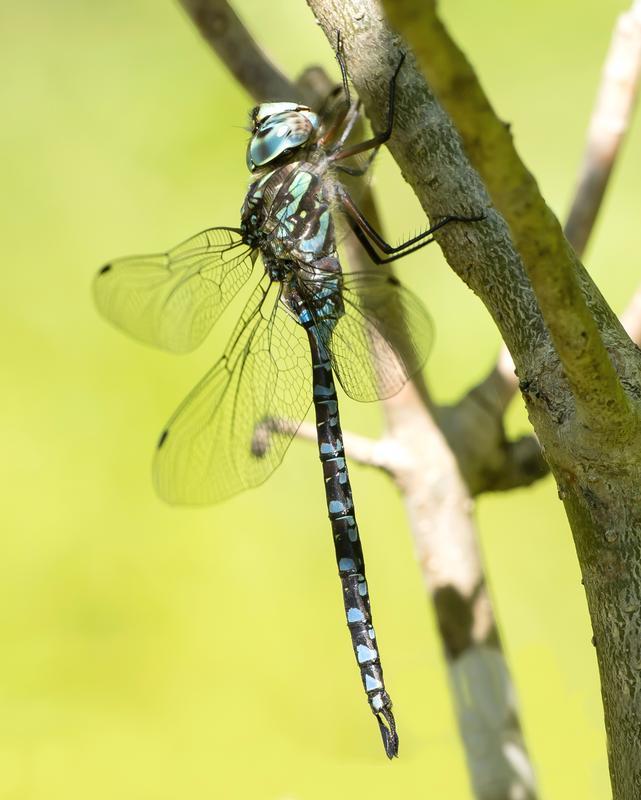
[[153, 278, 312, 505], [323, 272, 433, 401], [94, 227, 256, 353]]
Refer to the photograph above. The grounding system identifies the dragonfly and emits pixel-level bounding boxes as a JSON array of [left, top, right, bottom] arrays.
[[94, 40, 482, 758]]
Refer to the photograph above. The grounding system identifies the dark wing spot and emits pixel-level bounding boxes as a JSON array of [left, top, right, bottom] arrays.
[[99, 263, 112, 275], [387, 275, 400, 286], [157, 429, 169, 449]]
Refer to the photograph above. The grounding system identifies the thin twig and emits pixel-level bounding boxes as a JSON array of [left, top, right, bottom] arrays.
[[252, 418, 398, 471], [566, 1, 641, 254]]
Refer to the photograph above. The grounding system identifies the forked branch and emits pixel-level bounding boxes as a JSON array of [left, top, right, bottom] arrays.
[[381, 0, 637, 438], [472, 0, 641, 419]]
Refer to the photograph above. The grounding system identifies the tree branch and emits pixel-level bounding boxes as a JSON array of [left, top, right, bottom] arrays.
[[439, 383, 547, 496], [455, 0, 641, 489], [473, 0, 641, 434], [381, 0, 637, 438], [252, 418, 397, 472], [312, 1, 641, 796]]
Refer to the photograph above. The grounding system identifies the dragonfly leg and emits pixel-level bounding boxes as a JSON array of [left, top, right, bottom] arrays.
[[322, 98, 362, 153], [339, 185, 485, 263], [335, 29, 351, 107], [330, 52, 406, 163], [318, 31, 357, 148], [334, 144, 379, 177], [347, 220, 438, 265]]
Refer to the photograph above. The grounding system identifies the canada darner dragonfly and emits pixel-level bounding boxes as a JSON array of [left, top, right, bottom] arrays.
[[94, 43, 481, 758]]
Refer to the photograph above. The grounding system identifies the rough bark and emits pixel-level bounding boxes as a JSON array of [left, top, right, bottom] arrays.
[[307, 1, 641, 798], [426, 0, 641, 440]]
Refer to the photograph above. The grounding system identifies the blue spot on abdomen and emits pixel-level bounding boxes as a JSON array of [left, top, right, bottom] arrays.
[[347, 607, 365, 623], [356, 645, 378, 664]]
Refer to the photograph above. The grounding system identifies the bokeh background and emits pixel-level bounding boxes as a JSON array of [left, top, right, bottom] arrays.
[[2, 1, 640, 797]]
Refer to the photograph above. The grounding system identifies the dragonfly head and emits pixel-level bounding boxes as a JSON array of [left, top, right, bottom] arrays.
[[246, 102, 320, 172]]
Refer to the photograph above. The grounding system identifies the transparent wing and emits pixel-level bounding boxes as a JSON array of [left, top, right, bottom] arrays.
[[94, 227, 256, 353], [320, 272, 433, 401], [153, 278, 312, 505]]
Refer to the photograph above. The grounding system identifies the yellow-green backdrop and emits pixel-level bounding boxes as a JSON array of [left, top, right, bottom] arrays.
[[2, 1, 639, 798]]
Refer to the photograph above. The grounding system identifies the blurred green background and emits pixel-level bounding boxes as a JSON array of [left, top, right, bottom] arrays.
[[1, 1, 639, 797]]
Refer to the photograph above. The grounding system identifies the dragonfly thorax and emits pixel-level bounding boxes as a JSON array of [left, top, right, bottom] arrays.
[[247, 103, 320, 172], [262, 252, 292, 283]]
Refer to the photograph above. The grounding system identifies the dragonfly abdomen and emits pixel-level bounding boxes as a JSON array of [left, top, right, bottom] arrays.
[[307, 326, 398, 758], [96, 46, 466, 757]]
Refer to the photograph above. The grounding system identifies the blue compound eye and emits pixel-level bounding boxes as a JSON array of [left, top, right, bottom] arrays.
[[246, 107, 320, 171], [251, 102, 300, 127]]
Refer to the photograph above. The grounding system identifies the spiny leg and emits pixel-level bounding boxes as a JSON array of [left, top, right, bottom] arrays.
[[318, 31, 356, 148], [330, 98, 363, 152], [307, 325, 399, 758], [330, 52, 406, 163], [333, 118, 385, 181], [339, 185, 485, 262], [335, 29, 351, 107], [348, 219, 439, 265], [322, 98, 362, 153]]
